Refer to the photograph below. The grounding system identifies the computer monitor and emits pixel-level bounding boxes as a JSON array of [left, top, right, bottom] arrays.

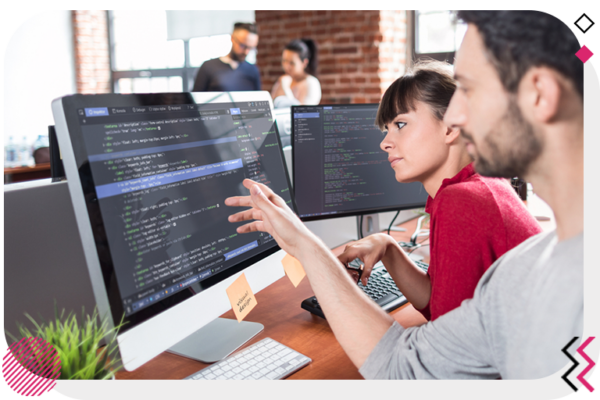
[[48, 125, 66, 181], [51, 91, 293, 370], [292, 104, 427, 232]]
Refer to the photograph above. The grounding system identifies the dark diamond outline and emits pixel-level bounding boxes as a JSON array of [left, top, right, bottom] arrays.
[[573, 11, 596, 35]]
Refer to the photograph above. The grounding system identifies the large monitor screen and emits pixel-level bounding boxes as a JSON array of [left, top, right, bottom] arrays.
[[54, 92, 293, 333], [292, 104, 428, 221]]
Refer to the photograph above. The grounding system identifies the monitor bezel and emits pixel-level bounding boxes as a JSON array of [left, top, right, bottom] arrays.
[[291, 103, 427, 222], [52, 91, 295, 337]]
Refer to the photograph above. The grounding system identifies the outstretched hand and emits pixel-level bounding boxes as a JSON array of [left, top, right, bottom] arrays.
[[224, 179, 315, 259]]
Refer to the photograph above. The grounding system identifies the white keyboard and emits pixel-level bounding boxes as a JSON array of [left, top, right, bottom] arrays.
[[184, 338, 311, 380]]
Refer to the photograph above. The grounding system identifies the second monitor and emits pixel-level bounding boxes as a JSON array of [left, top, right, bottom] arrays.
[[292, 104, 427, 227]]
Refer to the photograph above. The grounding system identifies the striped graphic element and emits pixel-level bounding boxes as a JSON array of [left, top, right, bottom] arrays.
[[561, 336, 579, 391], [2, 337, 61, 396], [576, 336, 596, 392]]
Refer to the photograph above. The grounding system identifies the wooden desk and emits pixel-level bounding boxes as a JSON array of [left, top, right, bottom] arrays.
[[116, 217, 428, 380], [4, 163, 51, 183]]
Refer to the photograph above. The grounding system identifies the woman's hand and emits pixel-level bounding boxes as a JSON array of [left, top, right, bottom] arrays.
[[337, 233, 395, 286], [225, 179, 316, 259]]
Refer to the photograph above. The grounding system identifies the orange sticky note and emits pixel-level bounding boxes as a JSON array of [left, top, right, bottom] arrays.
[[282, 254, 306, 287], [226, 273, 257, 322]]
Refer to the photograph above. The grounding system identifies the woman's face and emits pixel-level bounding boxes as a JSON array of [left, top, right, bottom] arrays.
[[380, 101, 452, 184], [282, 50, 308, 78]]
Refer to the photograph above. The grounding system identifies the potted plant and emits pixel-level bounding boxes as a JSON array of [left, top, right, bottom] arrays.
[[7, 307, 124, 380]]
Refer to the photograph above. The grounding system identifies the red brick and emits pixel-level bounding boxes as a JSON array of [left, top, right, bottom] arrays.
[[332, 46, 358, 55], [364, 87, 382, 94]]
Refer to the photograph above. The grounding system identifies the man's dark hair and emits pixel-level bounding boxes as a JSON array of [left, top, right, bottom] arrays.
[[284, 38, 318, 76], [457, 11, 583, 99], [233, 22, 258, 34], [376, 59, 456, 130]]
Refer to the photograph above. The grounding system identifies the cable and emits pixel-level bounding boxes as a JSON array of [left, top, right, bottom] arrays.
[[387, 210, 401, 236], [408, 244, 429, 255], [359, 215, 363, 239]]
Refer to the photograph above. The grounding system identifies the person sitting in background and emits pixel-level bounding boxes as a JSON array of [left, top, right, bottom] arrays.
[[192, 22, 261, 92], [271, 39, 321, 106], [338, 60, 542, 321]]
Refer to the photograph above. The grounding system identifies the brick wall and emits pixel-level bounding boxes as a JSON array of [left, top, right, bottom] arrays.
[[255, 10, 407, 104], [72, 11, 111, 94]]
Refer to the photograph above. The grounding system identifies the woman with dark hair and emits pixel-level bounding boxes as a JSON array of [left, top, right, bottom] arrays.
[[338, 60, 542, 321], [271, 38, 321, 105]]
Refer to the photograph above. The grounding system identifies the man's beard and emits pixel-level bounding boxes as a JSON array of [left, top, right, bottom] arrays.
[[464, 99, 543, 178], [230, 51, 245, 62]]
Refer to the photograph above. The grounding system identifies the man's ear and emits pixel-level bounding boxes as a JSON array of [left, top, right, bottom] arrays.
[[519, 67, 562, 123], [444, 125, 461, 144]]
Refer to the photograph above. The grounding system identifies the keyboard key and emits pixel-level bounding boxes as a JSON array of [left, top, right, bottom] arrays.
[[205, 373, 216, 379], [266, 363, 277, 371], [249, 366, 259, 372], [289, 359, 299, 366], [375, 293, 399, 306], [259, 367, 270, 375], [266, 371, 278, 379], [232, 367, 242, 374], [224, 371, 234, 378], [252, 372, 262, 379], [241, 370, 251, 377], [216, 376, 227, 380], [275, 367, 285, 374]]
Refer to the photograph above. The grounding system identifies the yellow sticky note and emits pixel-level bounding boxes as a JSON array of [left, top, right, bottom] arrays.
[[282, 254, 306, 288], [226, 273, 257, 322]]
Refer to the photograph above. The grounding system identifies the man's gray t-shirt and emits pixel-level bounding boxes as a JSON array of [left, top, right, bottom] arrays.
[[360, 231, 583, 379]]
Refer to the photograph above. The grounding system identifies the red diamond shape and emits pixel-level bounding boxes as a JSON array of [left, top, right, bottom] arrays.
[[576, 46, 594, 63]]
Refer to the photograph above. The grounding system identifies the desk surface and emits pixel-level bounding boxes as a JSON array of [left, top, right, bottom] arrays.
[[116, 217, 429, 380], [4, 163, 51, 184], [4, 163, 51, 174]]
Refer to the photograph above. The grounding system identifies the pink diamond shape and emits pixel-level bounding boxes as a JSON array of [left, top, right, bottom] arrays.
[[576, 46, 594, 63]]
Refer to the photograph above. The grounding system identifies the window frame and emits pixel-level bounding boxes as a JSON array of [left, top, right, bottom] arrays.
[[107, 11, 200, 93], [411, 10, 458, 64]]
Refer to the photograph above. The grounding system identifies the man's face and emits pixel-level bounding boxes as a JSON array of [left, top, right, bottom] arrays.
[[230, 30, 258, 62], [444, 25, 542, 178]]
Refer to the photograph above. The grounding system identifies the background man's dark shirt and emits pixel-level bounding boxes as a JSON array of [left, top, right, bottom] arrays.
[[192, 58, 261, 92]]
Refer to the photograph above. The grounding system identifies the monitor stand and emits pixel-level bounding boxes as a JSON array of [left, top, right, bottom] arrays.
[[357, 213, 380, 238], [167, 318, 264, 363]]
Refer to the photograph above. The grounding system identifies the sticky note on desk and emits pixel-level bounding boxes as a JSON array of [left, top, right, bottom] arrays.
[[226, 273, 257, 322], [282, 254, 306, 287]]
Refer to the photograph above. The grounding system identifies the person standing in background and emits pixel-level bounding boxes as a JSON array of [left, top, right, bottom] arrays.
[[271, 39, 321, 106], [192, 22, 261, 92]]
